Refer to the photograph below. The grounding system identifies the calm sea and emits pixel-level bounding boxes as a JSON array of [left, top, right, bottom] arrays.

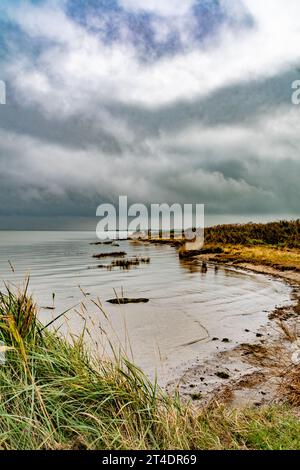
[[0, 231, 292, 384]]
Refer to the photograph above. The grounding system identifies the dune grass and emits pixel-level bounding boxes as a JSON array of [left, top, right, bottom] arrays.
[[205, 220, 300, 249], [202, 243, 300, 271], [0, 282, 299, 450]]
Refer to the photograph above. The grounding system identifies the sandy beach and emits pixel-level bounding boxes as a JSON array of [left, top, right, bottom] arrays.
[[161, 246, 300, 408]]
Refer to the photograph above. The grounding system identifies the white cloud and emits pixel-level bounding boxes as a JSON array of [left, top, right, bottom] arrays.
[[4, 0, 300, 115], [158, 107, 300, 163], [119, 0, 195, 17]]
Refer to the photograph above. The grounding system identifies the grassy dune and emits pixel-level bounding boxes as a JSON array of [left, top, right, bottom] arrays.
[[0, 283, 299, 450], [205, 220, 300, 248], [202, 243, 300, 271], [201, 220, 300, 271]]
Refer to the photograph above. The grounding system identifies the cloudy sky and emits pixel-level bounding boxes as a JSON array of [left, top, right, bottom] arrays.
[[0, 0, 299, 229]]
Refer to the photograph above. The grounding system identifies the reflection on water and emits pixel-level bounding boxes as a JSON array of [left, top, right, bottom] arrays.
[[0, 231, 293, 384]]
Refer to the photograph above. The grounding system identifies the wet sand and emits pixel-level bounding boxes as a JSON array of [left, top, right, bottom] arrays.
[[195, 249, 300, 286], [165, 253, 300, 407]]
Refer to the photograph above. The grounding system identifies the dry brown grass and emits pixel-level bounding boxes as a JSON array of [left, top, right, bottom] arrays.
[[204, 243, 300, 271], [282, 366, 300, 406], [276, 322, 300, 406]]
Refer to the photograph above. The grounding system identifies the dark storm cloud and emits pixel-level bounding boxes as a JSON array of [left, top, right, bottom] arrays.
[[0, 0, 300, 229], [106, 67, 299, 137], [1, 66, 297, 151]]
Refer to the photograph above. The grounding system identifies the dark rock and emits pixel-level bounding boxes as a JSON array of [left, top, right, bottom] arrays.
[[215, 372, 230, 380], [93, 252, 126, 259], [179, 250, 203, 259], [199, 247, 224, 255], [107, 298, 149, 305]]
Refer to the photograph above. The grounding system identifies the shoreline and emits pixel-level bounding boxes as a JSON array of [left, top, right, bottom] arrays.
[[195, 253, 300, 286], [136, 238, 300, 407], [140, 236, 300, 285], [166, 279, 300, 408]]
